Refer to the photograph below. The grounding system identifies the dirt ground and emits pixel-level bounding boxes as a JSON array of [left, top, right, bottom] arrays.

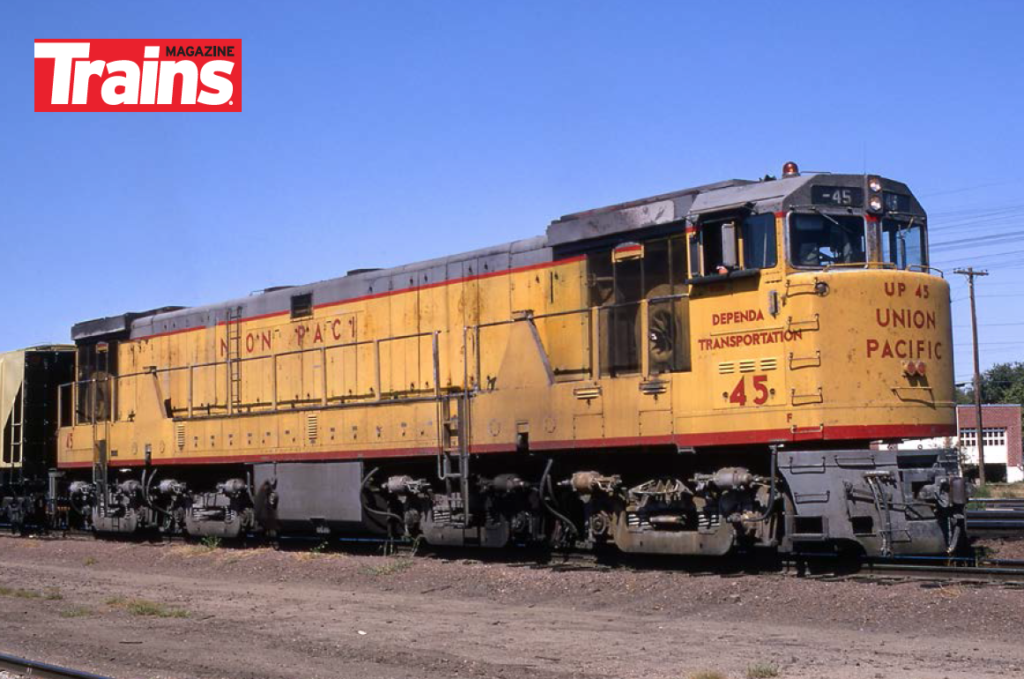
[[1, 537, 1023, 679]]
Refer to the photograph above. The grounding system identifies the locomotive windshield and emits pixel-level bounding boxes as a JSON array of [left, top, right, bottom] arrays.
[[789, 213, 866, 267], [881, 217, 927, 269]]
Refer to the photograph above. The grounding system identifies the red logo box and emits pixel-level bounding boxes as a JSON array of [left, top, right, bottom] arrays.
[[34, 39, 242, 112]]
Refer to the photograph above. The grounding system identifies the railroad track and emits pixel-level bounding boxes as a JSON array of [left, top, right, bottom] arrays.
[[5, 528, 1024, 588], [781, 552, 1024, 589], [0, 651, 109, 679], [505, 548, 1024, 588], [428, 544, 1024, 588], [966, 498, 1024, 534]]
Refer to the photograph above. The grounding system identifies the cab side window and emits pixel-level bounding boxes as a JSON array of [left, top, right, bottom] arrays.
[[693, 213, 778, 276], [742, 213, 777, 269], [700, 221, 727, 275]]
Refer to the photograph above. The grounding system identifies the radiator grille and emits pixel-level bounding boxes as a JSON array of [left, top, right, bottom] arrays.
[[306, 413, 319, 443]]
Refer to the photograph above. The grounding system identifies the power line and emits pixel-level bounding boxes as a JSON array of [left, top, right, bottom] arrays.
[[951, 293, 1024, 302], [933, 246, 1024, 261], [962, 342, 1024, 348], [933, 218, 1019, 231], [920, 181, 1024, 198], [932, 215, 1024, 232], [931, 229, 1024, 250]]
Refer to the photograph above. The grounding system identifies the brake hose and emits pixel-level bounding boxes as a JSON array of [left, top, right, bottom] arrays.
[[748, 444, 780, 523], [540, 459, 579, 538], [360, 467, 403, 527]]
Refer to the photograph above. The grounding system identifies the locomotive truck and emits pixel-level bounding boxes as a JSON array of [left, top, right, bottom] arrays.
[[10, 164, 968, 557]]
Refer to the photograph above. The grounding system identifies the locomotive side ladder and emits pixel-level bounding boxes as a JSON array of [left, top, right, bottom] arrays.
[[437, 392, 471, 526], [5, 380, 25, 477], [90, 377, 112, 511], [226, 306, 243, 414]]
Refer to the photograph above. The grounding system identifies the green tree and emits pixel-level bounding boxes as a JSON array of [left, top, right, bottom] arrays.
[[958, 362, 1024, 405]]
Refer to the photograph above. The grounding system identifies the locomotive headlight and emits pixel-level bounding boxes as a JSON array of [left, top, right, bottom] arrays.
[[916, 361, 927, 375], [904, 361, 918, 376], [867, 175, 883, 212]]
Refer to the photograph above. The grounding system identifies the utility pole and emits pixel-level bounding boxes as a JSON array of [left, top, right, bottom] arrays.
[[954, 267, 989, 484]]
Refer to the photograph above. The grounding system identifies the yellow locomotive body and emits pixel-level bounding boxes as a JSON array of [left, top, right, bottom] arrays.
[[56, 169, 964, 556]]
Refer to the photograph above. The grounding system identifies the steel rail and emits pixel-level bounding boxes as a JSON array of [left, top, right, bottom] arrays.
[[0, 650, 110, 679], [963, 498, 1024, 534], [855, 561, 1024, 583], [966, 500, 1024, 533], [782, 552, 1024, 587], [3, 529, 1024, 587]]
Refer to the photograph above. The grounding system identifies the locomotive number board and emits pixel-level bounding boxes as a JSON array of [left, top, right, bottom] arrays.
[[811, 185, 865, 207]]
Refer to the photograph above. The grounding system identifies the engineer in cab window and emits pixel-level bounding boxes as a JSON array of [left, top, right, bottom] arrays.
[[792, 213, 866, 266]]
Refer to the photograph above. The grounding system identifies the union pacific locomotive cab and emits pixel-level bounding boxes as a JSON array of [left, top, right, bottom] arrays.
[[544, 168, 954, 445], [56, 165, 965, 558]]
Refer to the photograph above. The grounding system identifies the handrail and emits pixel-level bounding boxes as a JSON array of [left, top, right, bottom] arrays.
[[473, 305, 590, 330], [793, 261, 944, 277], [470, 305, 597, 390], [472, 293, 688, 332], [907, 264, 945, 278], [60, 329, 444, 425], [59, 294, 685, 427], [59, 330, 440, 388]]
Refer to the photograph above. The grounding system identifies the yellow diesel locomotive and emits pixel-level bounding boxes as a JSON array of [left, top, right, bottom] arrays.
[[55, 164, 965, 557]]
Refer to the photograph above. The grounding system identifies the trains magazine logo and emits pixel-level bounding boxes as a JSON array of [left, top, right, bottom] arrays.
[[34, 39, 241, 112]]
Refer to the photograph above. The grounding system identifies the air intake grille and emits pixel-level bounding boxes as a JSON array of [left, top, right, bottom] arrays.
[[306, 413, 319, 443]]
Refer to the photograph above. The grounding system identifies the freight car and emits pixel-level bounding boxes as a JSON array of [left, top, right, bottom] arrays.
[[51, 164, 967, 557], [0, 346, 75, 532]]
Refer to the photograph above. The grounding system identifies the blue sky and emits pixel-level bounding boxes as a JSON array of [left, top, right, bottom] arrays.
[[2, 1, 1024, 381]]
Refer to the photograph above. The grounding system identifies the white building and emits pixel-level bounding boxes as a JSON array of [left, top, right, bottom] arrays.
[[884, 404, 1023, 483]]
